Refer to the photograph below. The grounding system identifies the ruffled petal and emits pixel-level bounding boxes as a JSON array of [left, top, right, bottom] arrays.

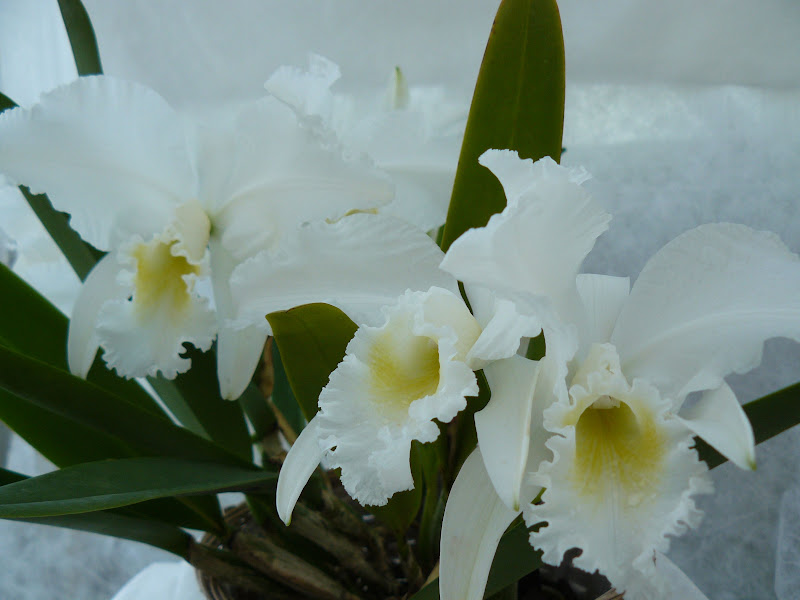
[[529, 344, 713, 600], [315, 288, 479, 505], [477, 355, 541, 511], [677, 382, 756, 471], [612, 223, 800, 402], [96, 209, 215, 379], [439, 449, 520, 600], [575, 274, 630, 347], [230, 213, 457, 330], [67, 253, 127, 378], [209, 238, 268, 400], [0, 76, 194, 250], [276, 416, 325, 525], [198, 96, 392, 261], [441, 151, 610, 327], [264, 53, 341, 125]]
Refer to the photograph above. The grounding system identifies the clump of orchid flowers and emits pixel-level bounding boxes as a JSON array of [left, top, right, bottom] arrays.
[[0, 1, 799, 600]]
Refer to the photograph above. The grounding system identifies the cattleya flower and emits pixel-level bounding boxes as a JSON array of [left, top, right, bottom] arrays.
[[276, 286, 482, 522], [265, 54, 467, 232], [438, 150, 800, 599], [0, 75, 391, 396]]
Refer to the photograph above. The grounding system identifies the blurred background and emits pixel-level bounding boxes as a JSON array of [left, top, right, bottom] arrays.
[[1, 0, 799, 598]]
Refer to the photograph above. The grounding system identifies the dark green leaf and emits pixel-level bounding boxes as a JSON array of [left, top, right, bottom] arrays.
[[267, 303, 358, 422], [0, 466, 192, 556], [57, 0, 103, 76], [20, 186, 104, 281], [0, 457, 275, 518], [271, 340, 305, 435], [441, 0, 565, 250], [0, 91, 14, 113], [239, 383, 276, 442], [698, 381, 800, 469], [408, 520, 541, 600], [161, 345, 252, 461], [0, 344, 251, 466], [0, 263, 164, 417]]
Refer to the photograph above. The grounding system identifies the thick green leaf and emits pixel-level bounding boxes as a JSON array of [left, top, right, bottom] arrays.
[[161, 345, 252, 461], [57, 0, 103, 76], [440, 0, 565, 250], [698, 381, 800, 469], [0, 344, 251, 466], [409, 520, 542, 600], [239, 383, 277, 442], [0, 91, 14, 113], [270, 340, 305, 435], [267, 303, 358, 421], [20, 186, 104, 281], [0, 457, 275, 518], [0, 264, 165, 417], [0, 466, 192, 555]]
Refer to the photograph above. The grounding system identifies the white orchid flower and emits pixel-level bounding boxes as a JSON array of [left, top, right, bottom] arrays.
[[439, 150, 800, 600], [0, 76, 391, 394], [265, 54, 467, 232]]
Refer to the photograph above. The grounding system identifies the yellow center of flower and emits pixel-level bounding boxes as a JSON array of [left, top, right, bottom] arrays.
[[132, 240, 199, 319], [572, 400, 665, 507], [368, 326, 440, 415]]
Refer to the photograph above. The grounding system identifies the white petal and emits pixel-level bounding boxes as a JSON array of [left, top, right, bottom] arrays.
[[198, 96, 392, 260], [440, 449, 520, 600], [612, 223, 800, 401], [0, 76, 194, 250], [466, 294, 545, 368], [97, 229, 216, 379], [654, 553, 709, 600], [528, 345, 714, 599], [231, 213, 457, 330], [677, 382, 756, 471], [315, 288, 479, 506], [111, 561, 204, 600], [264, 53, 340, 123], [477, 356, 540, 511], [575, 274, 630, 347], [441, 151, 609, 326], [276, 415, 324, 525], [209, 238, 268, 400], [67, 253, 127, 378]]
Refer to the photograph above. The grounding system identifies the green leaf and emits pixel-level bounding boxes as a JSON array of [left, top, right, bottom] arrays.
[[440, 0, 565, 251], [270, 340, 305, 435], [408, 520, 542, 600], [0, 91, 15, 113], [0, 344, 251, 466], [0, 263, 164, 417], [697, 381, 800, 469], [267, 303, 358, 421], [161, 345, 252, 461], [0, 457, 276, 518], [239, 383, 277, 442], [57, 0, 103, 76]]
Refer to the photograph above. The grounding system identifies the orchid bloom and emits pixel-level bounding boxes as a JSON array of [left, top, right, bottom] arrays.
[[438, 150, 800, 599], [265, 54, 467, 232], [0, 76, 391, 396]]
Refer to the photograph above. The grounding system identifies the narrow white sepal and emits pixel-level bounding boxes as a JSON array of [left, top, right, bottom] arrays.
[[677, 382, 756, 471], [440, 449, 520, 600], [67, 253, 126, 378], [276, 416, 323, 525], [477, 356, 540, 511], [654, 552, 710, 600]]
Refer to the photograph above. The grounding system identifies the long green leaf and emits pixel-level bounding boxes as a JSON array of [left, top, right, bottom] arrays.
[[440, 0, 565, 250], [0, 457, 275, 518], [270, 340, 305, 435], [267, 303, 358, 421], [57, 0, 103, 76], [0, 263, 165, 417], [0, 344, 251, 466], [409, 520, 542, 600], [698, 381, 800, 469], [162, 345, 252, 461]]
